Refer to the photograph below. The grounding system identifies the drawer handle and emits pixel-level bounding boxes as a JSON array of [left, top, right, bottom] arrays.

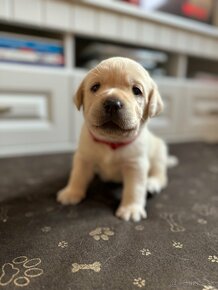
[[0, 106, 12, 114], [196, 109, 218, 117], [207, 110, 218, 116]]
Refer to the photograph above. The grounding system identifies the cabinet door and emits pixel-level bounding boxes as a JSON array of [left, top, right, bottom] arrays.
[[0, 67, 70, 152], [185, 85, 218, 141]]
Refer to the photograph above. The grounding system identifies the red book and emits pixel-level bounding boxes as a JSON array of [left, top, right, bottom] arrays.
[[123, 0, 140, 5]]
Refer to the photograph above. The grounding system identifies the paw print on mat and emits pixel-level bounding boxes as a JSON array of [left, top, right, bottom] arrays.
[[58, 241, 68, 248], [140, 249, 151, 256], [202, 286, 218, 290], [0, 256, 43, 287], [172, 241, 183, 249], [41, 226, 51, 233], [89, 227, 114, 241], [197, 218, 207, 224], [208, 255, 218, 263], [135, 225, 144, 231], [133, 277, 145, 288]]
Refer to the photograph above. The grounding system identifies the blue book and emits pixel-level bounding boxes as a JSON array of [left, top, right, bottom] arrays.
[[0, 33, 64, 54]]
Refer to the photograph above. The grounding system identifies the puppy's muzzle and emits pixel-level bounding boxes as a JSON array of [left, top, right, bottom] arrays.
[[93, 96, 136, 133], [103, 98, 123, 116]]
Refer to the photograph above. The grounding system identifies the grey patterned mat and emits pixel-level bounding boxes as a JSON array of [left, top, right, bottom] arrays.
[[0, 143, 218, 290]]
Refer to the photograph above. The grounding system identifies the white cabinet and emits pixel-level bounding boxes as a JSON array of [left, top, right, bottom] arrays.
[[0, 0, 218, 156], [0, 67, 71, 155]]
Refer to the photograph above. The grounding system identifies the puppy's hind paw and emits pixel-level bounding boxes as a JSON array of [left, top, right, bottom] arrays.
[[116, 204, 147, 222], [147, 177, 162, 195], [57, 187, 84, 205]]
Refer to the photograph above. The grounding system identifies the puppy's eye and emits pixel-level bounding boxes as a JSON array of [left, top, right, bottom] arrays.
[[132, 86, 142, 96], [90, 83, 100, 93]]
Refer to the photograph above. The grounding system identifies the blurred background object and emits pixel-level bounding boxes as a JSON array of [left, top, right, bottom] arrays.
[[77, 41, 168, 76], [0, 0, 218, 157], [123, 0, 214, 24]]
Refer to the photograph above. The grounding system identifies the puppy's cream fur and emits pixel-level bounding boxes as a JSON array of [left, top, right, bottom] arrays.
[[57, 57, 174, 222]]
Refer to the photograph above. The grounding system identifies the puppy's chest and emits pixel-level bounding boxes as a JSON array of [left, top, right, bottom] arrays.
[[94, 153, 122, 182]]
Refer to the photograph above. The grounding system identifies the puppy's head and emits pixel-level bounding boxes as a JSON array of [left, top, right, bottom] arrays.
[[74, 57, 163, 142]]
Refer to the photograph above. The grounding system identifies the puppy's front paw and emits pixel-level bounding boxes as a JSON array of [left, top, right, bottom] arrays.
[[116, 204, 147, 222], [57, 187, 84, 205]]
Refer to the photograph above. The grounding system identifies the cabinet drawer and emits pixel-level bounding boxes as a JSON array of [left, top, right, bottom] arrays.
[[0, 93, 49, 124], [186, 86, 218, 126], [0, 68, 70, 148], [185, 86, 218, 141], [189, 95, 218, 125]]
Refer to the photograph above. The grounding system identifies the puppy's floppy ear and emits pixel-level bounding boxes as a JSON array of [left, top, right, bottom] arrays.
[[147, 80, 164, 118], [74, 79, 85, 110]]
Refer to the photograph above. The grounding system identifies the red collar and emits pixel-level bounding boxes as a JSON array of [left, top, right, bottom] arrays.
[[90, 132, 137, 150]]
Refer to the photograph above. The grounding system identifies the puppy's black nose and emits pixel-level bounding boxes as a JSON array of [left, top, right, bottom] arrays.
[[103, 99, 123, 115]]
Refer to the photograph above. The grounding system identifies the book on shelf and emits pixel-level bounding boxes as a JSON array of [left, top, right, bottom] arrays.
[[0, 48, 64, 66], [122, 0, 140, 5], [0, 32, 64, 67]]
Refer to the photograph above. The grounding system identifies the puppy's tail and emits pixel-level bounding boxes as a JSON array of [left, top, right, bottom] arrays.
[[167, 155, 179, 168]]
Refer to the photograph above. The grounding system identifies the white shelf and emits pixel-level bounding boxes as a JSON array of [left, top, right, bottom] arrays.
[[0, 63, 70, 75], [82, 0, 218, 37], [0, 0, 218, 59]]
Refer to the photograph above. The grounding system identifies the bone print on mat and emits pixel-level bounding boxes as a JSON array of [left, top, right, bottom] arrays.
[[72, 262, 101, 273], [160, 212, 185, 232]]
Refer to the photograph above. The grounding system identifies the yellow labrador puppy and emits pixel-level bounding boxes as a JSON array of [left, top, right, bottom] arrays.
[[57, 57, 176, 222]]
